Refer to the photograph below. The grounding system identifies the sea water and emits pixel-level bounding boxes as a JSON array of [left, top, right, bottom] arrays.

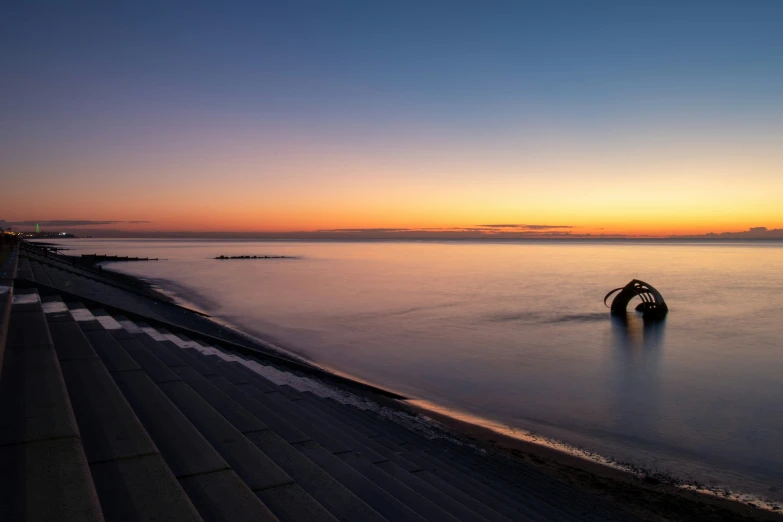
[[41, 238, 783, 504]]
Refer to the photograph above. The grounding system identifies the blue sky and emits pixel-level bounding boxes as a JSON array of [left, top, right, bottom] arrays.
[[2, 1, 782, 234]]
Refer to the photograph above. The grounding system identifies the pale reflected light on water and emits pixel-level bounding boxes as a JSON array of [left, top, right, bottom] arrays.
[[46, 239, 783, 502]]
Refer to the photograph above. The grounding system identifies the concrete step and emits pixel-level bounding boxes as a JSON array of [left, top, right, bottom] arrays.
[[395, 445, 550, 521], [361, 416, 578, 513], [0, 289, 104, 521], [412, 443, 595, 516], [313, 400, 533, 521], [375, 460, 492, 522], [329, 402, 564, 521], [86, 315, 292, 493], [1, 291, 85, 445], [292, 393, 390, 462], [117, 320, 632, 521], [86, 328, 277, 520], [244, 428, 386, 522], [175, 329, 596, 520], [338, 451, 462, 522], [171, 347, 431, 522], [256, 483, 340, 522], [0, 437, 105, 522], [30, 261, 54, 286], [134, 325, 417, 522], [139, 332, 364, 521], [14, 256, 33, 281], [155, 378, 295, 492], [106, 366, 229, 476], [216, 374, 352, 454], [43, 299, 204, 521], [187, 360, 313, 446], [259, 385, 473, 522], [301, 393, 421, 470], [0, 281, 12, 368], [292, 439, 427, 522], [170, 334, 522, 522], [178, 469, 281, 522], [115, 320, 341, 522], [90, 455, 203, 522], [306, 394, 501, 522]]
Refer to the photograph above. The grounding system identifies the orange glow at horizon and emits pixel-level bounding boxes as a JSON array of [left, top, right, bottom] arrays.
[[4, 122, 782, 237]]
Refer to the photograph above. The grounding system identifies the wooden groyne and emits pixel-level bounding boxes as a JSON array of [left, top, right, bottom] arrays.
[[81, 254, 161, 262], [214, 255, 293, 260]]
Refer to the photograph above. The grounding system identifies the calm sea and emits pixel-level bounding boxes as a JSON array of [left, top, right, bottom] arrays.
[[41, 239, 783, 503]]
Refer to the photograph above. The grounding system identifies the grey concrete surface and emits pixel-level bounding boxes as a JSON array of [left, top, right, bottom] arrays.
[[110, 370, 230, 478], [0, 437, 104, 522], [157, 379, 294, 492], [0, 312, 80, 445], [90, 454, 203, 522], [59, 356, 159, 463], [179, 469, 279, 522], [255, 482, 340, 522]]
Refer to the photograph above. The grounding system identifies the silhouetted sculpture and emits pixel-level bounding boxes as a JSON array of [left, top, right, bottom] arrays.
[[604, 279, 668, 320]]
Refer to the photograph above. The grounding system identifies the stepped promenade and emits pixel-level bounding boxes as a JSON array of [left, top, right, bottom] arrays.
[[0, 241, 771, 521]]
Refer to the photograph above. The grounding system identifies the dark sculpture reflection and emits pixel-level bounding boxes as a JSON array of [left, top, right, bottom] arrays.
[[611, 312, 667, 352], [610, 312, 666, 439]]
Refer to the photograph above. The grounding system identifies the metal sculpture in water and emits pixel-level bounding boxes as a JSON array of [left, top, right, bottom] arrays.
[[604, 279, 668, 320]]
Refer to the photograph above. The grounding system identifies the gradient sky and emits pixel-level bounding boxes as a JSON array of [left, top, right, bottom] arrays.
[[2, 1, 782, 236]]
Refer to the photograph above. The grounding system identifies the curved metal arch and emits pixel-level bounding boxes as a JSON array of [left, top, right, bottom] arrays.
[[604, 279, 668, 320]]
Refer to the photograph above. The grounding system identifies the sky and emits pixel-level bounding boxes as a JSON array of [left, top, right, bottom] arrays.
[[2, 1, 782, 237]]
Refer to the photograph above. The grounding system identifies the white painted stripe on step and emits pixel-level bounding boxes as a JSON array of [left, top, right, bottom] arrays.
[[12, 293, 40, 304], [0, 286, 9, 295], [202, 347, 233, 359], [242, 361, 284, 384], [141, 327, 167, 341], [240, 359, 337, 397], [163, 333, 214, 351], [70, 308, 96, 321], [42, 301, 69, 314], [211, 349, 237, 360], [177, 341, 206, 352], [119, 320, 143, 334], [164, 333, 189, 347], [168, 337, 209, 351], [96, 315, 122, 330]]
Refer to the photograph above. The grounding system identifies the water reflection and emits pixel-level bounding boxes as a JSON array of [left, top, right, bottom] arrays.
[[610, 313, 667, 351], [610, 312, 666, 441]]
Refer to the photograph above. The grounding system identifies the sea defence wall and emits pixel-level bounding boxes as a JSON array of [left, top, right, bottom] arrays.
[[0, 242, 643, 521], [5, 241, 765, 521]]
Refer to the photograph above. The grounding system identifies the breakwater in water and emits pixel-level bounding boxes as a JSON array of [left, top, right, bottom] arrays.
[[77, 253, 161, 262], [215, 255, 294, 259]]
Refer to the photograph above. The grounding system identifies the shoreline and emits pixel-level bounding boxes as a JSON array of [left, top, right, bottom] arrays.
[[101, 261, 782, 520], [404, 400, 783, 520]]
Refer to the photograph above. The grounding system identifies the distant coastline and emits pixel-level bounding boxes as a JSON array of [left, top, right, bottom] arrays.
[[28, 233, 783, 242]]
